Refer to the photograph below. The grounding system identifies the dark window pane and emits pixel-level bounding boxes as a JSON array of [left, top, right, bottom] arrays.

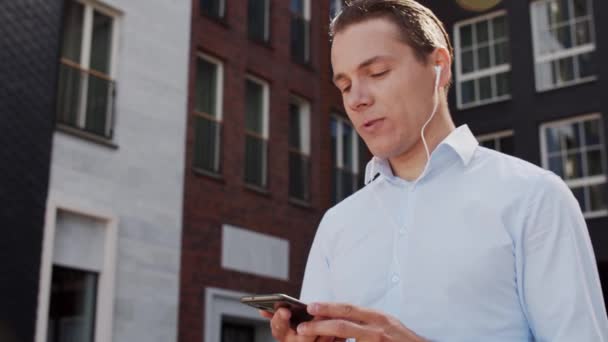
[[574, 20, 592, 46], [557, 56, 575, 83], [61, 1, 84, 62], [460, 25, 473, 48], [330, 0, 342, 19], [480, 139, 496, 150], [461, 50, 474, 74], [47, 266, 98, 342], [195, 58, 218, 115], [89, 11, 112, 74], [499, 135, 515, 155], [561, 123, 581, 150], [291, 15, 310, 64], [479, 76, 492, 101], [289, 103, 301, 150], [496, 72, 510, 97], [201, 0, 223, 18], [494, 41, 510, 66], [245, 80, 264, 134], [549, 155, 564, 177], [571, 186, 586, 211], [587, 149, 603, 176], [493, 16, 508, 39], [193, 116, 221, 173], [584, 119, 601, 146], [221, 321, 255, 342], [589, 183, 608, 212], [477, 46, 491, 70], [578, 52, 596, 79], [57, 63, 83, 127], [85, 74, 112, 136], [244, 135, 267, 187], [290, 0, 304, 14], [555, 25, 573, 49], [573, 0, 590, 18], [565, 152, 583, 179], [476, 21, 489, 43], [289, 152, 311, 201], [342, 123, 353, 170], [248, 0, 268, 42], [545, 127, 561, 153], [461, 80, 475, 105]]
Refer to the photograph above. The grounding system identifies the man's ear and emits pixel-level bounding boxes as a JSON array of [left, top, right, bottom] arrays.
[[431, 47, 452, 89]]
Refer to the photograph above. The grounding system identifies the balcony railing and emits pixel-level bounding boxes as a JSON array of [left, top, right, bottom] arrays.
[[244, 133, 268, 188], [56, 59, 116, 139], [193, 112, 222, 174], [290, 14, 310, 65], [289, 150, 311, 202]]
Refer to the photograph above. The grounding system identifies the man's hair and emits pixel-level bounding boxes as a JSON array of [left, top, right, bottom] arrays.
[[330, 0, 454, 66]]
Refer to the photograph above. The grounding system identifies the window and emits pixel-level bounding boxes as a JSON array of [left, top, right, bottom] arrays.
[[248, 0, 270, 42], [201, 0, 225, 19], [194, 54, 223, 174], [57, 0, 118, 139], [244, 76, 270, 189], [288, 96, 311, 202], [540, 114, 607, 218], [331, 115, 360, 204], [477, 130, 515, 155], [531, 0, 596, 91], [47, 266, 98, 342], [290, 0, 311, 64], [454, 11, 511, 109], [36, 203, 118, 342], [330, 0, 344, 19], [221, 321, 255, 342]]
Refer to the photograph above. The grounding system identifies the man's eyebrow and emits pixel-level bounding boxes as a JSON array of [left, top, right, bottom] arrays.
[[332, 55, 393, 85]]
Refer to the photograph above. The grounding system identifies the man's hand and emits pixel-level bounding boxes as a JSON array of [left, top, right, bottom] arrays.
[[259, 308, 342, 342], [295, 303, 427, 342]]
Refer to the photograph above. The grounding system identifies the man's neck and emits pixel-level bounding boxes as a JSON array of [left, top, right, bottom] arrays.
[[388, 110, 455, 182]]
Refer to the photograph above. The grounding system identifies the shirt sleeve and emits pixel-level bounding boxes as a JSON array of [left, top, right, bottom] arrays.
[[517, 173, 608, 341], [300, 211, 333, 303]]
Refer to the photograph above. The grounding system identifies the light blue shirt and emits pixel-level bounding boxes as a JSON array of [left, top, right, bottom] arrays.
[[301, 125, 608, 341]]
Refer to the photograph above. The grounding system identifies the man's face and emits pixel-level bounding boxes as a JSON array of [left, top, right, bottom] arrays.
[[331, 18, 437, 159]]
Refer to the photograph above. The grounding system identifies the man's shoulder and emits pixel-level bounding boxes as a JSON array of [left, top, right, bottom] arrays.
[[473, 146, 555, 184]]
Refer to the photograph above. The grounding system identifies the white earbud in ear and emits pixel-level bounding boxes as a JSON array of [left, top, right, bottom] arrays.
[[433, 65, 442, 89]]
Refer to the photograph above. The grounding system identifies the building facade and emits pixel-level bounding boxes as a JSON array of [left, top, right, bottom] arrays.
[[33, 0, 191, 341], [178, 1, 372, 341], [424, 0, 608, 305]]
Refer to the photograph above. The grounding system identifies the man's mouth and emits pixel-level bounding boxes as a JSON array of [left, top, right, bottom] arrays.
[[362, 118, 385, 130]]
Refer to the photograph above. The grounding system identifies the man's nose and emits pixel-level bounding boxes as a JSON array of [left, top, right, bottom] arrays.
[[345, 82, 373, 111]]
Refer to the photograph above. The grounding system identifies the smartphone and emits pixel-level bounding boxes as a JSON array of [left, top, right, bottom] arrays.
[[240, 293, 313, 327]]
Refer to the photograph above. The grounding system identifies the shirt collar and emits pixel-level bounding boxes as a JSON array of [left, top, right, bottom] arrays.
[[364, 124, 479, 184]]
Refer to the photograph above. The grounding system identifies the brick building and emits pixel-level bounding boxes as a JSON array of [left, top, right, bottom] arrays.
[[179, 0, 369, 341]]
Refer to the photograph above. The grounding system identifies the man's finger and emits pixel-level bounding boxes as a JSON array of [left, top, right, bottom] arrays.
[[307, 302, 384, 324], [297, 319, 377, 340], [258, 310, 273, 319], [270, 308, 292, 339]]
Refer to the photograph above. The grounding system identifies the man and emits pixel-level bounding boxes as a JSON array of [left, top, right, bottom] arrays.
[[261, 0, 608, 340]]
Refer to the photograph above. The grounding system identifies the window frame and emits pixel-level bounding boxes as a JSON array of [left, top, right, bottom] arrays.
[[530, 0, 597, 92], [539, 113, 608, 219], [454, 10, 511, 110], [290, 0, 311, 64], [288, 95, 312, 202], [248, 0, 270, 43], [35, 194, 118, 342], [193, 53, 224, 175], [200, 0, 226, 20], [477, 129, 514, 153], [244, 74, 270, 189], [57, 0, 121, 140]]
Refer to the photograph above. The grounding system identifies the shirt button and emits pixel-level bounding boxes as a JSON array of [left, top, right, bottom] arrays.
[[399, 227, 406, 235], [391, 275, 400, 283]]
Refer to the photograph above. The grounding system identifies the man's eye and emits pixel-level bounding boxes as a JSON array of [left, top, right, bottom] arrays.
[[371, 70, 389, 78], [341, 85, 351, 93]]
